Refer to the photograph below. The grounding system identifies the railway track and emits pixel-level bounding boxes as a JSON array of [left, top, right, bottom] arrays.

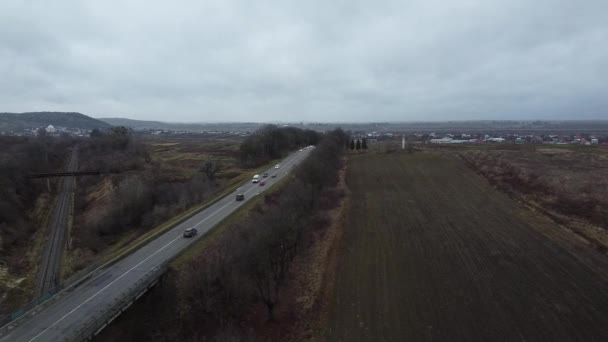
[[35, 148, 78, 297]]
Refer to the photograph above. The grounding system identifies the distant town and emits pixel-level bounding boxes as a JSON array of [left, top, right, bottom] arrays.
[[354, 131, 607, 145], [1, 125, 92, 137], [2, 123, 608, 146], [0, 124, 254, 138], [1, 112, 607, 146]]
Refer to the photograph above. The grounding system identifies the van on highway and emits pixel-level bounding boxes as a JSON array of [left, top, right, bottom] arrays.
[[235, 193, 245, 201], [252, 174, 260, 183]]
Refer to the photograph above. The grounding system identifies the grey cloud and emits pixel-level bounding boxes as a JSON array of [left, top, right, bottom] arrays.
[[1, 0, 607, 122]]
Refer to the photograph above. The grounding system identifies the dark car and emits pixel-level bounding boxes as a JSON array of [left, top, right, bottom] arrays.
[[271, 174, 277, 178], [183, 228, 197, 238], [235, 193, 245, 201], [259, 180, 266, 186], [263, 173, 269, 178]]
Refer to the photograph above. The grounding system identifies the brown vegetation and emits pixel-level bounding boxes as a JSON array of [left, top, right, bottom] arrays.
[[0, 135, 70, 257], [276, 161, 349, 342], [0, 134, 74, 311], [459, 146, 608, 248], [68, 132, 243, 273], [95, 129, 348, 341], [239, 125, 321, 167]]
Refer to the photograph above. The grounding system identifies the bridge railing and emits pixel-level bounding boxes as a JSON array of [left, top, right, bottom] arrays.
[[68, 263, 168, 342], [0, 255, 169, 341], [0, 256, 112, 337]]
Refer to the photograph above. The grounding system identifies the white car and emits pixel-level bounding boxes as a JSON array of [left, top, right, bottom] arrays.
[[252, 174, 260, 183], [275, 164, 280, 169]]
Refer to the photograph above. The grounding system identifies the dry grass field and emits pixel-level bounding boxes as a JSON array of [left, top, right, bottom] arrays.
[[458, 145, 608, 252], [325, 150, 608, 341], [144, 135, 243, 179], [64, 136, 251, 278]]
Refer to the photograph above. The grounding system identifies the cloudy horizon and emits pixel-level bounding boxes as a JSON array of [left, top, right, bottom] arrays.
[[1, 0, 607, 122]]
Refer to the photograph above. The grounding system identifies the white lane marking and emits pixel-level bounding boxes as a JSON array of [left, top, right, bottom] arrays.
[[24, 151, 310, 342], [191, 201, 235, 229], [234, 153, 302, 197], [26, 234, 182, 342], [25, 175, 278, 341]]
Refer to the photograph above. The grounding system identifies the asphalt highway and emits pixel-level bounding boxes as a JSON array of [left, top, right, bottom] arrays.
[[2, 147, 313, 342]]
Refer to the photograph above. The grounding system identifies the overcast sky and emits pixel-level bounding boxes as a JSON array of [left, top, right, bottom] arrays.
[[1, 1, 607, 122]]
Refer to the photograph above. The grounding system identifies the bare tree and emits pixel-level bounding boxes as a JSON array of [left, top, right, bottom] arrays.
[[201, 159, 222, 181]]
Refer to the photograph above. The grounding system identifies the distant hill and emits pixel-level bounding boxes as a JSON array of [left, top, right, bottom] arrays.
[[0, 112, 111, 131], [100, 118, 262, 132]]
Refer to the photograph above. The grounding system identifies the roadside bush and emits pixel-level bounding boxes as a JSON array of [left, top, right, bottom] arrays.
[[461, 150, 608, 227], [0, 135, 71, 265], [553, 193, 605, 225], [239, 125, 321, 167], [77, 173, 214, 248], [101, 128, 348, 340], [74, 128, 216, 250]]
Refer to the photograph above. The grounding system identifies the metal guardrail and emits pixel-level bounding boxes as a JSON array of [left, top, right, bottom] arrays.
[[0, 154, 302, 340], [0, 260, 106, 338], [0, 256, 168, 341], [68, 264, 167, 342], [0, 178, 220, 334], [0, 196, 214, 336]]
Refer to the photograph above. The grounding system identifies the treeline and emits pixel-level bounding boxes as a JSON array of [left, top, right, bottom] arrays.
[[83, 127, 150, 172], [99, 129, 349, 341], [0, 135, 72, 271], [74, 129, 217, 254], [76, 174, 215, 251], [349, 137, 368, 150], [75, 127, 150, 250], [239, 125, 321, 167]]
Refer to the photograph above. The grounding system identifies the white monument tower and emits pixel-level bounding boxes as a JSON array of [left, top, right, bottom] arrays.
[[402, 135, 405, 149]]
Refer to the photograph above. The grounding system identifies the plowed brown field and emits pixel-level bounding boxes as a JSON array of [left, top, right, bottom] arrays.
[[326, 152, 608, 341]]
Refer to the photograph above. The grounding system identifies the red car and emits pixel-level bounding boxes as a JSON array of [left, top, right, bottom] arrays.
[[259, 180, 266, 186]]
